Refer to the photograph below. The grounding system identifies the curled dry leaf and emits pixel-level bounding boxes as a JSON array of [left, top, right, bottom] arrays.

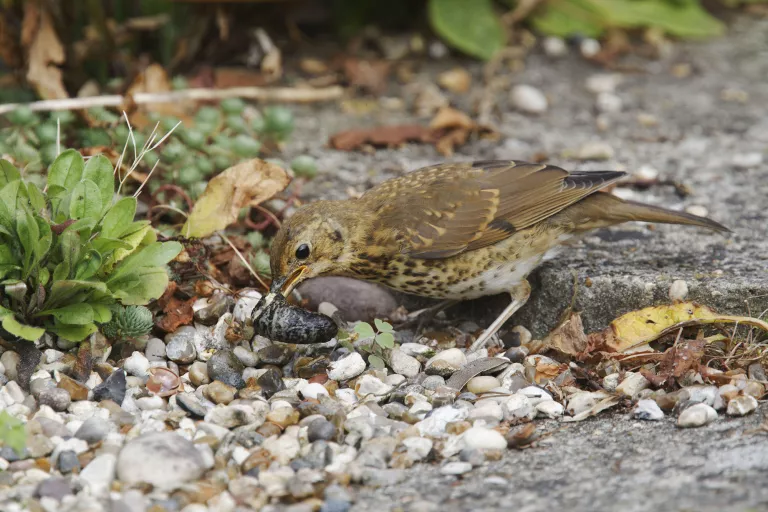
[[329, 125, 435, 151], [588, 302, 768, 353], [127, 63, 192, 127], [537, 312, 589, 357], [507, 423, 538, 449], [182, 159, 290, 238], [146, 367, 181, 397], [640, 338, 705, 388], [562, 395, 621, 423], [156, 296, 197, 333], [24, 2, 68, 100]]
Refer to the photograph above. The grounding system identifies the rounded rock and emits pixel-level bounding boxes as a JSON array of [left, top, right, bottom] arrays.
[[307, 418, 337, 442], [117, 432, 206, 489], [463, 427, 507, 451], [466, 376, 500, 394], [677, 403, 717, 428], [668, 280, 689, 302], [440, 461, 473, 476], [166, 336, 197, 364], [38, 388, 71, 412], [300, 382, 329, 400], [726, 395, 758, 417], [207, 349, 246, 389], [510, 85, 548, 114], [389, 349, 421, 378], [633, 399, 664, 421], [328, 352, 366, 381]]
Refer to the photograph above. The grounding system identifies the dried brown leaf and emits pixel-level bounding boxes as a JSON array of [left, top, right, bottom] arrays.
[[343, 58, 391, 94], [127, 63, 192, 127], [24, 3, 67, 100], [329, 125, 435, 151], [182, 159, 290, 238], [156, 296, 196, 333], [541, 312, 589, 357], [641, 338, 705, 388]]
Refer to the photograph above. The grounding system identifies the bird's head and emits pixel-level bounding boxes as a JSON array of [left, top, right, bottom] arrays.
[[268, 200, 356, 295]]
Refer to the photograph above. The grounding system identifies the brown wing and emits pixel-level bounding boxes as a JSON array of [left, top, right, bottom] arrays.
[[364, 160, 626, 259]]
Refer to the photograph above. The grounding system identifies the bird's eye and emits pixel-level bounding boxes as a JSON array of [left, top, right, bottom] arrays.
[[295, 243, 310, 260]]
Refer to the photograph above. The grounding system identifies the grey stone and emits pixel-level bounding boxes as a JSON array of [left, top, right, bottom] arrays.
[[166, 334, 197, 364], [57, 450, 80, 473], [297, 277, 398, 322], [307, 418, 337, 442], [35, 476, 73, 499], [75, 417, 110, 444], [117, 432, 206, 489], [37, 387, 71, 412], [207, 349, 246, 389], [92, 369, 126, 405], [145, 338, 167, 362]]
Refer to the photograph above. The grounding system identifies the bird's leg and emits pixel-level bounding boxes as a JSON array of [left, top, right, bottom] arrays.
[[395, 300, 459, 332], [468, 280, 531, 353]]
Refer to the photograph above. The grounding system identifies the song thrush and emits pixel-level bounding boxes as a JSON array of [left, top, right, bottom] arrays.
[[269, 160, 727, 351]]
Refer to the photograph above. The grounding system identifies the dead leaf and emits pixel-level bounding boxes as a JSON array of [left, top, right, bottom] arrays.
[[24, 2, 67, 100], [429, 106, 475, 131], [182, 159, 290, 238], [343, 58, 391, 94], [540, 312, 589, 357], [330, 125, 435, 151], [127, 63, 192, 128], [213, 67, 267, 88], [156, 295, 196, 333], [0, 12, 21, 69], [640, 338, 705, 387], [588, 302, 768, 353], [429, 107, 496, 156], [507, 423, 539, 449]]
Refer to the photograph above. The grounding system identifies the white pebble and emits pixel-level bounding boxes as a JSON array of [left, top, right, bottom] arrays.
[[580, 38, 601, 57], [542, 36, 567, 57], [502, 394, 535, 421], [633, 399, 664, 421], [469, 401, 504, 423], [616, 372, 650, 399], [732, 152, 763, 169], [575, 141, 615, 161], [355, 375, 394, 397], [596, 92, 622, 113], [685, 205, 708, 218], [467, 376, 501, 394], [510, 85, 548, 114], [726, 395, 758, 416], [328, 352, 366, 381], [426, 348, 467, 369], [567, 391, 611, 416], [518, 386, 553, 406], [603, 373, 619, 392], [668, 280, 689, 302], [634, 165, 659, 182], [300, 383, 329, 400], [389, 349, 421, 378], [402, 437, 433, 461], [463, 427, 507, 451], [535, 400, 564, 419], [677, 403, 717, 428], [123, 351, 150, 378], [440, 461, 473, 476], [585, 73, 622, 94]]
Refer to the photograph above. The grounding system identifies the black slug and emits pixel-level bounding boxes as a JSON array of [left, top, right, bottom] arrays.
[[251, 292, 338, 344]]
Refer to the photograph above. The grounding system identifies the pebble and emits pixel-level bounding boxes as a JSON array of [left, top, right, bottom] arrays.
[[510, 85, 548, 114], [536, 400, 564, 419], [440, 461, 473, 475], [685, 205, 708, 218], [726, 395, 758, 416], [144, 338, 167, 361], [603, 373, 619, 392], [328, 352, 366, 381], [207, 349, 246, 389], [732, 152, 763, 169], [80, 453, 117, 496], [567, 391, 610, 416], [258, 345, 292, 366], [298, 277, 399, 323], [466, 376, 500, 394], [677, 403, 717, 428], [437, 68, 471, 94], [596, 92, 622, 113], [175, 393, 208, 418], [166, 335, 197, 363], [502, 394, 535, 421], [574, 141, 615, 161], [389, 349, 421, 378], [75, 417, 111, 444], [35, 476, 73, 499], [585, 73, 622, 94], [188, 361, 210, 386], [580, 38, 601, 57], [56, 374, 88, 401], [543, 36, 567, 57], [234, 346, 259, 367], [616, 372, 650, 399], [355, 375, 394, 397], [37, 388, 71, 412], [123, 351, 150, 378], [425, 348, 466, 376], [92, 369, 127, 404], [668, 280, 689, 301], [29, 377, 56, 399], [633, 399, 664, 421], [300, 382, 329, 400], [233, 290, 262, 322], [307, 418, 337, 442], [117, 432, 207, 489], [0, 351, 19, 380], [463, 427, 507, 451], [203, 380, 236, 405], [402, 437, 433, 461]]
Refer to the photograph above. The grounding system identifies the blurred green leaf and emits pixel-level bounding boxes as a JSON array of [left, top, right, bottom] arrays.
[[429, 0, 505, 60], [375, 331, 395, 349], [354, 321, 375, 339]]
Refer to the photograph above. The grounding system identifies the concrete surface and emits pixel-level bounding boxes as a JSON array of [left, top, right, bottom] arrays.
[[280, 15, 768, 512]]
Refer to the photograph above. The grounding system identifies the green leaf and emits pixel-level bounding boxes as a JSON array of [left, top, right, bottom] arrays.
[[91, 303, 113, 323], [44, 280, 110, 311], [0, 410, 27, 457], [0, 180, 22, 214], [368, 354, 386, 370], [374, 318, 393, 333], [82, 155, 115, 212], [91, 238, 133, 256], [62, 218, 96, 234], [591, 0, 724, 38], [16, 209, 39, 273], [2, 315, 44, 341], [100, 196, 137, 239], [49, 322, 98, 341], [108, 266, 170, 305], [0, 306, 13, 319], [74, 250, 102, 280], [52, 261, 69, 282], [531, 0, 604, 37], [108, 241, 182, 282], [0, 159, 21, 188], [48, 149, 84, 190], [59, 230, 81, 278], [428, 0, 505, 60], [101, 222, 154, 273], [354, 322, 375, 339], [37, 303, 94, 325], [0, 245, 16, 266], [69, 179, 102, 220], [25, 182, 46, 213], [375, 332, 395, 349]]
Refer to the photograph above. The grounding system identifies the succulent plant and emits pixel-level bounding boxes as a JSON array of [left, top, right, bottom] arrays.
[[102, 305, 154, 340]]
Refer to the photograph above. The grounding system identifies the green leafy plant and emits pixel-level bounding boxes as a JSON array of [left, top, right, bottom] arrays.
[[101, 305, 154, 341], [0, 411, 27, 457], [353, 319, 396, 369], [0, 150, 182, 342]]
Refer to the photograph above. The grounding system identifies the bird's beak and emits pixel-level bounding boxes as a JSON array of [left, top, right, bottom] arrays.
[[270, 265, 307, 296]]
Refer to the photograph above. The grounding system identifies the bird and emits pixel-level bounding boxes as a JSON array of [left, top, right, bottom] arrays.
[[268, 160, 728, 352]]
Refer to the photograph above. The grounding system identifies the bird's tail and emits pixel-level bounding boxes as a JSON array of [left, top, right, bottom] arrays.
[[566, 192, 730, 233]]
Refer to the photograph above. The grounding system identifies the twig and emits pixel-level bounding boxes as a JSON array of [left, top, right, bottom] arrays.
[[218, 231, 269, 291], [0, 86, 345, 115]]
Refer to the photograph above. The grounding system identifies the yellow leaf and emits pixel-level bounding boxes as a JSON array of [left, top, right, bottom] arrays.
[[182, 159, 290, 239], [593, 302, 768, 353]]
